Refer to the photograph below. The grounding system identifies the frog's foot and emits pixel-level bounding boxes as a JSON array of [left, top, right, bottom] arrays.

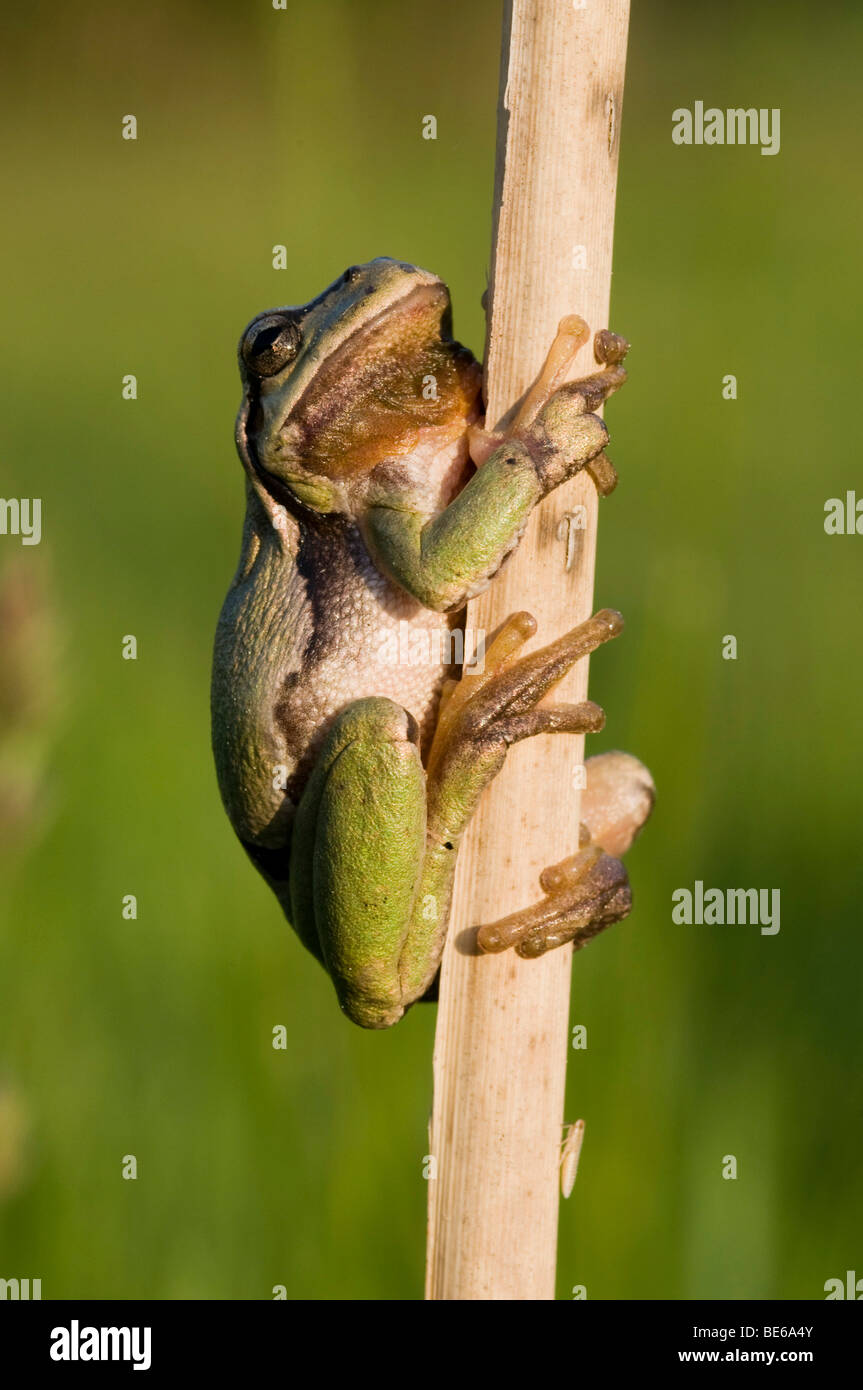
[[424, 608, 623, 832], [394, 616, 633, 1015], [403, 610, 621, 1001], [476, 750, 655, 958], [469, 317, 630, 497], [477, 845, 631, 957], [513, 320, 629, 433]]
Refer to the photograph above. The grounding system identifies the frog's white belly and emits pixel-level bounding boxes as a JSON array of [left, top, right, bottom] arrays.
[[276, 519, 455, 796]]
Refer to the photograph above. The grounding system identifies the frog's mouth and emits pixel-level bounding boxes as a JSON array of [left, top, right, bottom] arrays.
[[239, 281, 481, 494]]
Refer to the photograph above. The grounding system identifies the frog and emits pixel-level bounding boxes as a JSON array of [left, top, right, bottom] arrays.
[[211, 257, 654, 1029]]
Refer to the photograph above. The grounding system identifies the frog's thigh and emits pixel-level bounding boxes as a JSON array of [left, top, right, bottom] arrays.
[[289, 697, 427, 1030]]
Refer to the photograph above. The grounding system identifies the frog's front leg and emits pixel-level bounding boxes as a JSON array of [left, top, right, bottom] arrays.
[[468, 317, 629, 494], [362, 320, 629, 614]]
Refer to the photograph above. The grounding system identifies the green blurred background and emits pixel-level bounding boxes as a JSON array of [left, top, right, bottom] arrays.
[[1, 0, 861, 1299]]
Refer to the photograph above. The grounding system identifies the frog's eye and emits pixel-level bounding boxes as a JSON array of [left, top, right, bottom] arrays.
[[242, 315, 302, 377]]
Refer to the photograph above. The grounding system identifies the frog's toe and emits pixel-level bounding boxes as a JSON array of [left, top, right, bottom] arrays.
[[475, 846, 632, 958], [593, 328, 629, 366], [579, 750, 656, 857]]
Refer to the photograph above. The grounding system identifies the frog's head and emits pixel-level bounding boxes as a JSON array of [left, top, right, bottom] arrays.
[[236, 257, 481, 514]]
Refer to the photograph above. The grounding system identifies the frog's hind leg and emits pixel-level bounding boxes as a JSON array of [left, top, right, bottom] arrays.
[[396, 611, 625, 994], [426, 606, 623, 783], [476, 750, 655, 958], [288, 697, 427, 1030]]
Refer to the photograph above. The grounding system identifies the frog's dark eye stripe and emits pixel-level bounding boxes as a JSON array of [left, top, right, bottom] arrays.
[[242, 315, 302, 377]]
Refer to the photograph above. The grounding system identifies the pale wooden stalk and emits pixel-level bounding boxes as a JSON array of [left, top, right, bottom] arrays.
[[425, 0, 630, 1301]]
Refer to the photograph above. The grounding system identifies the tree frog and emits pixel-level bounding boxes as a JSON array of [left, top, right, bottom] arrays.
[[211, 258, 654, 1028]]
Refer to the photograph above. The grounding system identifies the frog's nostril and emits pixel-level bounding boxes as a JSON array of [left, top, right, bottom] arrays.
[[343, 265, 361, 284]]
